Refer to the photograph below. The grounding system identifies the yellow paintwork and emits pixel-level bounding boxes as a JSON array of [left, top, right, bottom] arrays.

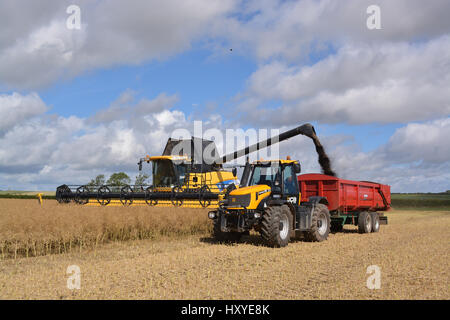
[[227, 184, 271, 210], [85, 199, 220, 208], [146, 155, 190, 162], [252, 159, 299, 165]]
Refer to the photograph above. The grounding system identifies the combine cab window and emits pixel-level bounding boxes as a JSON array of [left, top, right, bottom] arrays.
[[249, 164, 281, 188], [175, 164, 187, 184], [153, 160, 177, 186]]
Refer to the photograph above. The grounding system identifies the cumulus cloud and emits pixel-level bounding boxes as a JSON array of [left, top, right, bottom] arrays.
[[213, 0, 450, 61], [2, 0, 450, 90], [0, 90, 225, 189], [382, 118, 450, 164], [0, 92, 48, 134], [0, 91, 448, 192], [237, 36, 450, 125], [326, 118, 450, 192], [0, 0, 236, 90]]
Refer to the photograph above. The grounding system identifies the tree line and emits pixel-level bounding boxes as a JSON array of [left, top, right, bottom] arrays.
[[87, 172, 149, 186]]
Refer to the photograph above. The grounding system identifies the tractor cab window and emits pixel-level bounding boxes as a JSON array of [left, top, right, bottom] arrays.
[[153, 160, 177, 186], [283, 165, 298, 195], [249, 164, 281, 188]]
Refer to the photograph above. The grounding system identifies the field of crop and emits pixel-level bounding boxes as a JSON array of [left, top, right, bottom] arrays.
[[0, 199, 448, 300], [0, 199, 210, 259], [391, 193, 450, 210]]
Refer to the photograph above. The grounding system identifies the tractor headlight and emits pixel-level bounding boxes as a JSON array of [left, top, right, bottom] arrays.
[[254, 212, 261, 219], [208, 211, 216, 219]]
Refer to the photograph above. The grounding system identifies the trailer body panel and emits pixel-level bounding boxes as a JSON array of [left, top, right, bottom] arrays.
[[298, 173, 391, 213]]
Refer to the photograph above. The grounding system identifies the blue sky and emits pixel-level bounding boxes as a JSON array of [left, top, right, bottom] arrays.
[[0, 0, 449, 192]]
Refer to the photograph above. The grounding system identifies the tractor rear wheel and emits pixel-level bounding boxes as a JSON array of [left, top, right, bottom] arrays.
[[260, 205, 292, 248], [305, 204, 331, 242], [358, 211, 372, 233], [212, 216, 242, 243], [370, 212, 380, 233]]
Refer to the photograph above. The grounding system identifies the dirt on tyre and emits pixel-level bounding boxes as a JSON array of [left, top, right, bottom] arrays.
[[305, 204, 331, 242], [212, 216, 242, 243], [260, 205, 293, 248], [358, 211, 372, 233], [370, 212, 380, 233]]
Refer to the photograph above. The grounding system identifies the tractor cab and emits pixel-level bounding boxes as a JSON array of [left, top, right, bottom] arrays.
[[212, 157, 331, 247], [247, 160, 301, 202], [225, 159, 301, 210]]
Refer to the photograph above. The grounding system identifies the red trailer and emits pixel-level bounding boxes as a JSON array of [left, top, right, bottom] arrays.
[[298, 173, 391, 233]]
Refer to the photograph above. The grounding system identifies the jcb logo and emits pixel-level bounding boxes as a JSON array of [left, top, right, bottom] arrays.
[[287, 197, 297, 204]]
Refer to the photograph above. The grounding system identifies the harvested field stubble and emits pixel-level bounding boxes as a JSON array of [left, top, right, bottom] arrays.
[[0, 208, 448, 299], [0, 199, 210, 259]]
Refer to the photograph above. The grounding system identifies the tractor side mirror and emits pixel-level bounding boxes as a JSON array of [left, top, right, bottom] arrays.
[[232, 167, 237, 177], [138, 161, 143, 171], [293, 162, 301, 174]]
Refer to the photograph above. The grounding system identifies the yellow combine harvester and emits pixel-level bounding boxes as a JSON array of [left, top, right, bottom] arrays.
[[57, 137, 240, 208]]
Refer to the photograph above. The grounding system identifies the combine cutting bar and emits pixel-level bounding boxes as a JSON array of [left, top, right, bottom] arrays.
[[56, 184, 221, 208]]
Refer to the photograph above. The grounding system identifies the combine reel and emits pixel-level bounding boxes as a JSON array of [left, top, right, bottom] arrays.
[[75, 185, 90, 205], [120, 185, 134, 206], [97, 186, 111, 206], [56, 183, 222, 208]]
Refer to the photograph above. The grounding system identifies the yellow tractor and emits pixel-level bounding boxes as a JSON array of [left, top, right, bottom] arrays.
[[208, 124, 332, 247]]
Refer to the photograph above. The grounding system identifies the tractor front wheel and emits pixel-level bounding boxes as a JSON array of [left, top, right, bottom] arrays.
[[260, 205, 293, 248]]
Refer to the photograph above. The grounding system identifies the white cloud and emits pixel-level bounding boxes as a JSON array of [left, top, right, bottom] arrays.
[[238, 36, 450, 125], [2, 0, 450, 90], [0, 92, 48, 134], [0, 91, 448, 193], [0, 0, 236, 90], [214, 0, 450, 61], [382, 118, 450, 164]]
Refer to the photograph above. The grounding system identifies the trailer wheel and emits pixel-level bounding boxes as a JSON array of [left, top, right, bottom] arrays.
[[305, 204, 331, 242], [370, 212, 380, 233], [212, 217, 242, 243], [260, 205, 292, 248], [358, 211, 372, 233]]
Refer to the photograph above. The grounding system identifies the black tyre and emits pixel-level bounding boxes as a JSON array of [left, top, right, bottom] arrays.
[[358, 211, 372, 233], [212, 215, 242, 243], [260, 205, 292, 248], [370, 212, 380, 233], [305, 204, 331, 242]]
